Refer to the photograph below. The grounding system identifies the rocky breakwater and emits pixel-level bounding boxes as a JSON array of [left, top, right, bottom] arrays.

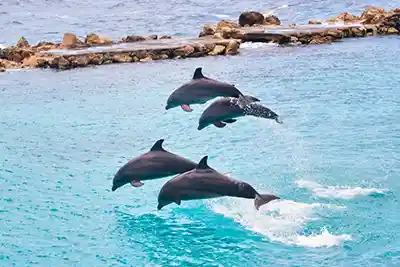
[[0, 32, 241, 72], [199, 6, 400, 45]]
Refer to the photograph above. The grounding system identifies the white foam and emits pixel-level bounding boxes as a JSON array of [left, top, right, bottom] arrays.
[[0, 44, 7, 49], [208, 198, 350, 248], [263, 4, 289, 17], [296, 179, 387, 199], [213, 14, 232, 19]]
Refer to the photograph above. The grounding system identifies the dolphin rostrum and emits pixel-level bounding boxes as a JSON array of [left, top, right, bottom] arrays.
[[111, 139, 197, 191], [165, 67, 260, 112], [157, 156, 280, 210], [197, 97, 283, 130]]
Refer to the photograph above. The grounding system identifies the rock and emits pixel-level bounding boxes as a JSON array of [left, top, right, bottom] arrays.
[[0, 59, 21, 69], [225, 39, 240, 55], [0, 67, 5, 72], [264, 15, 281, 25], [379, 14, 400, 30], [290, 36, 299, 43], [147, 35, 158, 40], [309, 36, 334, 44], [238, 11, 264, 27], [350, 27, 367, 37], [70, 56, 89, 67], [112, 53, 133, 63], [122, 35, 146, 42], [49, 56, 70, 69], [215, 20, 238, 31], [220, 26, 238, 39], [1, 47, 32, 63], [85, 33, 113, 45], [327, 12, 360, 23], [0, 48, 5, 59], [33, 42, 58, 52], [160, 35, 171, 39], [308, 20, 322, 24], [289, 23, 296, 27], [22, 55, 40, 68], [208, 45, 226, 55], [387, 27, 399, 34], [213, 32, 224, 39], [199, 24, 215, 37], [393, 8, 400, 13], [87, 54, 104, 65], [140, 56, 152, 62], [60, 33, 85, 49], [16, 37, 30, 48], [361, 6, 386, 24], [326, 30, 343, 38], [173, 45, 195, 57]]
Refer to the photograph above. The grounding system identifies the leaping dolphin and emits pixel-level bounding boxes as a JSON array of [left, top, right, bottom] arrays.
[[111, 139, 197, 191], [157, 156, 280, 210], [165, 67, 260, 112], [197, 97, 283, 130]]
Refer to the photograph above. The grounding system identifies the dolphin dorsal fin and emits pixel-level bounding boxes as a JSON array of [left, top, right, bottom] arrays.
[[150, 139, 165, 151], [197, 156, 210, 169], [193, 67, 205, 79]]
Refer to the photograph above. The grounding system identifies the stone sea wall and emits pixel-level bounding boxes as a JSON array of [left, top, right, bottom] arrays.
[[0, 6, 399, 72]]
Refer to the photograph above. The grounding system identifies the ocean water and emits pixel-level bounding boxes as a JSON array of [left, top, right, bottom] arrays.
[[1, 1, 400, 267]]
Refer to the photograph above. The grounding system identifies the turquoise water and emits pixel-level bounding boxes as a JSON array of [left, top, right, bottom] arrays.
[[1, 2, 400, 267]]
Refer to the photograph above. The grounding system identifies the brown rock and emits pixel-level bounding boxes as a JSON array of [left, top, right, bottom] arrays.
[[225, 39, 240, 55], [361, 6, 386, 24], [70, 56, 89, 67], [350, 27, 367, 37], [173, 45, 195, 57], [393, 8, 400, 13], [112, 53, 133, 63], [215, 20, 238, 31], [85, 33, 113, 45], [308, 20, 322, 24], [264, 15, 281, 25], [0, 59, 21, 69], [33, 42, 58, 52], [60, 33, 85, 49], [22, 55, 40, 68], [203, 43, 216, 53], [0, 67, 5, 72], [87, 54, 104, 65], [213, 32, 224, 39], [309, 36, 334, 44], [199, 24, 215, 37], [16, 37, 30, 48], [146, 35, 158, 40], [239, 11, 264, 27], [327, 12, 360, 23], [160, 35, 172, 39], [220, 26, 238, 39], [208, 45, 226, 55], [289, 23, 296, 27], [49, 56, 70, 69], [326, 30, 343, 38], [121, 35, 146, 42]]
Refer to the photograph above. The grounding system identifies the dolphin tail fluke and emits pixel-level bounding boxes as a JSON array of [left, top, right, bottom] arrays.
[[254, 194, 280, 210]]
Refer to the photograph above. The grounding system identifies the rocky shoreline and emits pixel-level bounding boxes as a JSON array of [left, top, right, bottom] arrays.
[[1, 6, 399, 72]]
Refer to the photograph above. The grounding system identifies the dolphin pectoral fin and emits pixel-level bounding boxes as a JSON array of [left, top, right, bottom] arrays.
[[180, 104, 193, 112], [174, 199, 181, 205], [254, 194, 280, 210], [222, 119, 237, 124], [213, 121, 226, 128], [131, 180, 144, 187]]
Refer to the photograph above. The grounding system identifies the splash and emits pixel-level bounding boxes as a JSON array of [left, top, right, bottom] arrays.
[[296, 179, 387, 199], [208, 198, 350, 248], [240, 42, 279, 49], [263, 4, 289, 17]]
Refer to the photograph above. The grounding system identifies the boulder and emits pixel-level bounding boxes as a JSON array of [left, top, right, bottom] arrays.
[[33, 42, 58, 52], [215, 20, 238, 31], [60, 33, 85, 49], [309, 36, 334, 44], [68, 56, 89, 67], [0, 59, 21, 69], [387, 27, 399, 34], [308, 20, 322, 24], [264, 15, 281, 25], [327, 12, 360, 23], [160, 35, 172, 39], [225, 39, 240, 55], [112, 53, 133, 63], [325, 30, 343, 38], [379, 14, 400, 30], [0, 67, 5, 72], [16, 37, 30, 48], [173, 45, 195, 57], [350, 27, 367, 37], [238, 11, 264, 27], [139, 56, 153, 62], [121, 35, 146, 42], [87, 54, 104, 65], [85, 33, 113, 45], [208, 45, 225, 55], [22, 55, 40, 68], [361, 6, 386, 24], [199, 24, 215, 37]]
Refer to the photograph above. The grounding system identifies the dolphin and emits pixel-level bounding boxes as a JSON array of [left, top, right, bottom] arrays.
[[111, 139, 197, 191], [157, 156, 280, 210], [165, 67, 260, 112], [197, 97, 283, 130]]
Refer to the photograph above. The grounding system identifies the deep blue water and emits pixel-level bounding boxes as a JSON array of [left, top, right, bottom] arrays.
[[1, 1, 400, 267]]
